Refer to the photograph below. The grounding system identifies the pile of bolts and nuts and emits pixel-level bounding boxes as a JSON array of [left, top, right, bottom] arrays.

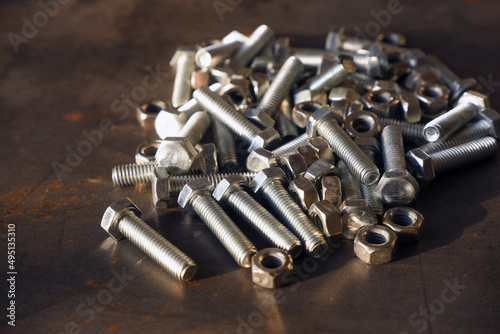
[[101, 25, 499, 289]]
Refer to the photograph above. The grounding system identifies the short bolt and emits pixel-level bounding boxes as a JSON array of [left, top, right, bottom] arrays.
[[101, 198, 197, 281], [423, 103, 479, 142], [230, 25, 274, 68], [170, 46, 196, 108], [308, 56, 357, 92]]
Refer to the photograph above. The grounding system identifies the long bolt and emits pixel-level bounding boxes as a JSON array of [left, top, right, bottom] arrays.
[[257, 56, 304, 118], [423, 103, 479, 142], [212, 120, 239, 172], [379, 117, 426, 144], [102, 198, 197, 281], [170, 48, 196, 108], [230, 25, 274, 68], [308, 56, 357, 92]]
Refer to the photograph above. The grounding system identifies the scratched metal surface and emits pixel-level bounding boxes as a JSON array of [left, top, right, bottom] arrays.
[[0, 0, 499, 333]]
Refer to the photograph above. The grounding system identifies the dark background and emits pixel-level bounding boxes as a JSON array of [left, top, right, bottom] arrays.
[[1, 0, 499, 333]]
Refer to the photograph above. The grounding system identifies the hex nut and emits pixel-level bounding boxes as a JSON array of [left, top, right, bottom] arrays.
[[152, 167, 170, 209], [251, 167, 287, 194], [252, 248, 294, 289], [288, 177, 320, 211], [321, 176, 342, 208], [340, 199, 377, 240], [383, 207, 424, 244], [294, 89, 328, 106], [101, 198, 141, 241], [137, 100, 168, 137], [135, 140, 161, 164], [375, 170, 420, 207], [248, 127, 281, 153], [279, 153, 308, 181], [344, 110, 382, 138], [303, 159, 337, 186], [325, 26, 346, 51], [155, 137, 199, 174], [297, 145, 319, 167], [293, 102, 325, 128], [177, 178, 214, 216], [246, 148, 279, 172], [456, 90, 490, 111], [307, 137, 335, 165], [416, 83, 450, 118], [361, 89, 401, 118], [308, 200, 342, 244], [354, 225, 398, 265], [328, 87, 361, 108]]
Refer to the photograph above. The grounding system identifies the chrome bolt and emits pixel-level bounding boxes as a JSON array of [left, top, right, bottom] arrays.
[[230, 25, 274, 68], [308, 56, 357, 92], [357, 140, 384, 217], [379, 117, 426, 144], [170, 46, 196, 108], [423, 103, 479, 142]]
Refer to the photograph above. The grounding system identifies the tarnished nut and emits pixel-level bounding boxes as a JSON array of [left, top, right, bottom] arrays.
[[279, 153, 308, 181], [101, 198, 141, 240], [191, 68, 210, 89], [155, 137, 198, 174], [344, 110, 382, 138], [303, 159, 337, 186], [155, 107, 185, 139], [416, 83, 450, 118], [252, 248, 293, 289], [306, 137, 335, 165], [354, 225, 398, 265], [308, 200, 342, 244], [355, 137, 381, 165], [406, 148, 436, 183], [249, 72, 270, 101], [244, 107, 276, 128], [376, 170, 420, 206], [399, 92, 422, 123], [137, 100, 168, 136], [361, 89, 401, 118], [347, 100, 365, 117], [246, 148, 279, 172], [151, 167, 170, 209], [478, 109, 500, 139], [383, 207, 424, 244], [221, 83, 250, 111], [456, 90, 490, 111], [297, 145, 319, 167], [292, 102, 325, 128], [288, 177, 320, 212], [340, 199, 377, 240], [376, 32, 406, 46], [328, 87, 361, 109], [135, 140, 161, 164], [321, 176, 342, 208], [294, 89, 328, 106]]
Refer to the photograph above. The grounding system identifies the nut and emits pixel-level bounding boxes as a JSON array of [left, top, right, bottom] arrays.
[[251, 248, 294, 289], [155, 137, 198, 174], [375, 170, 420, 207], [101, 198, 141, 240], [279, 153, 308, 181], [293, 102, 325, 128], [306, 137, 335, 165], [244, 107, 276, 128], [303, 159, 337, 186], [383, 207, 424, 244], [251, 167, 287, 194], [177, 178, 214, 216], [406, 148, 436, 183], [135, 140, 161, 164], [288, 177, 320, 211], [137, 100, 168, 137], [416, 83, 450, 118], [308, 200, 342, 244], [340, 198, 377, 240], [344, 110, 382, 138], [354, 225, 398, 265], [296, 145, 319, 167], [478, 108, 500, 139], [325, 26, 346, 51], [294, 90, 327, 106], [361, 89, 401, 118], [151, 167, 170, 209], [399, 92, 422, 123], [321, 176, 342, 208], [246, 148, 279, 172], [328, 87, 361, 109], [373, 80, 400, 93], [248, 127, 281, 153], [221, 83, 250, 111], [456, 90, 490, 111]]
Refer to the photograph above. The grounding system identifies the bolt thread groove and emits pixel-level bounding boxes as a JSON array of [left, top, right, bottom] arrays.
[[178, 111, 211, 146], [227, 190, 302, 255], [381, 125, 406, 171], [212, 120, 238, 170], [271, 133, 310, 157], [231, 25, 274, 68], [337, 160, 362, 200], [358, 147, 384, 216], [119, 212, 196, 281], [112, 162, 158, 186], [379, 117, 425, 143], [192, 195, 256, 268], [194, 86, 260, 144], [169, 172, 256, 197], [261, 184, 326, 256], [309, 61, 353, 92], [430, 137, 498, 174], [340, 38, 369, 53], [172, 55, 195, 108], [318, 121, 379, 185], [258, 56, 304, 117]]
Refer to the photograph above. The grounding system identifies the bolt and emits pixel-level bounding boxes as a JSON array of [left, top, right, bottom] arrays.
[[193, 86, 281, 152], [307, 107, 380, 185], [230, 25, 274, 68], [251, 168, 328, 258], [212, 119, 239, 172], [379, 117, 426, 144], [407, 137, 498, 182], [195, 40, 242, 68], [308, 56, 357, 92], [170, 46, 196, 108], [112, 161, 158, 186], [178, 178, 257, 268], [376, 125, 420, 206], [213, 174, 303, 258], [101, 198, 197, 281], [423, 103, 480, 142], [357, 140, 384, 217]]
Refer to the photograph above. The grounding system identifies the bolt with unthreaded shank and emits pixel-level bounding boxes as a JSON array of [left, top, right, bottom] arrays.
[[309, 56, 357, 92], [101, 198, 197, 281]]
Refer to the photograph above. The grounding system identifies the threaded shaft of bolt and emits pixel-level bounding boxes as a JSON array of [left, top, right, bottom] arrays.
[[271, 133, 310, 157], [172, 54, 195, 108], [261, 183, 327, 258], [318, 121, 379, 185], [168, 172, 256, 197], [231, 25, 274, 68], [349, 72, 375, 89], [419, 120, 491, 154], [430, 137, 498, 174], [118, 211, 197, 281], [227, 190, 303, 257], [337, 160, 362, 200], [178, 111, 211, 146], [379, 117, 425, 143], [340, 38, 370, 53], [309, 56, 356, 92], [112, 162, 158, 186], [194, 86, 260, 145], [258, 56, 304, 117], [212, 120, 238, 171], [358, 146, 384, 216], [423, 103, 479, 142], [178, 83, 222, 124], [381, 125, 406, 172], [192, 195, 256, 268]]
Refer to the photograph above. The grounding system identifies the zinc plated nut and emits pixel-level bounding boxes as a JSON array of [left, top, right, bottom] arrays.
[[344, 110, 382, 138], [135, 140, 161, 164], [354, 225, 398, 265], [308, 200, 342, 244], [288, 177, 320, 212], [252, 248, 294, 289], [101, 198, 197, 281], [321, 176, 342, 208], [383, 207, 424, 244]]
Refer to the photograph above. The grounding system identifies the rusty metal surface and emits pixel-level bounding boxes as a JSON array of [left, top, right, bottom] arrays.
[[0, 0, 499, 333]]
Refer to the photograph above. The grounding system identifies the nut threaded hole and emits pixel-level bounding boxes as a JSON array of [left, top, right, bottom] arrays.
[[300, 104, 320, 112], [365, 231, 387, 245], [352, 116, 375, 133], [392, 211, 416, 226], [261, 255, 284, 269], [142, 146, 158, 157]]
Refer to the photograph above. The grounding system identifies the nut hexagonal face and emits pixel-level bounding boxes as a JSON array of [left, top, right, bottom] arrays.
[[354, 225, 398, 265], [251, 167, 287, 194], [244, 107, 276, 128], [101, 198, 141, 241], [457, 90, 490, 111], [416, 83, 450, 117], [306, 106, 339, 137], [248, 127, 281, 153], [279, 153, 308, 181], [177, 178, 214, 216], [288, 177, 320, 212], [155, 109, 184, 139], [303, 159, 337, 185], [321, 176, 342, 208], [135, 140, 161, 164], [383, 207, 424, 244], [307, 137, 335, 164], [246, 148, 278, 172], [212, 174, 248, 203], [344, 110, 382, 138], [406, 148, 435, 182], [340, 199, 377, 240], [479, 108, 500, 139], [309, 200, 342, 244], [297, 145, 319, 167], [155, 137, 198, 174], [292, 102, 325, 128], [252, 248, 294, 289], [361, 89, 401, 118], [376, 170, 420, 206], [152, 167, 170, 209]]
